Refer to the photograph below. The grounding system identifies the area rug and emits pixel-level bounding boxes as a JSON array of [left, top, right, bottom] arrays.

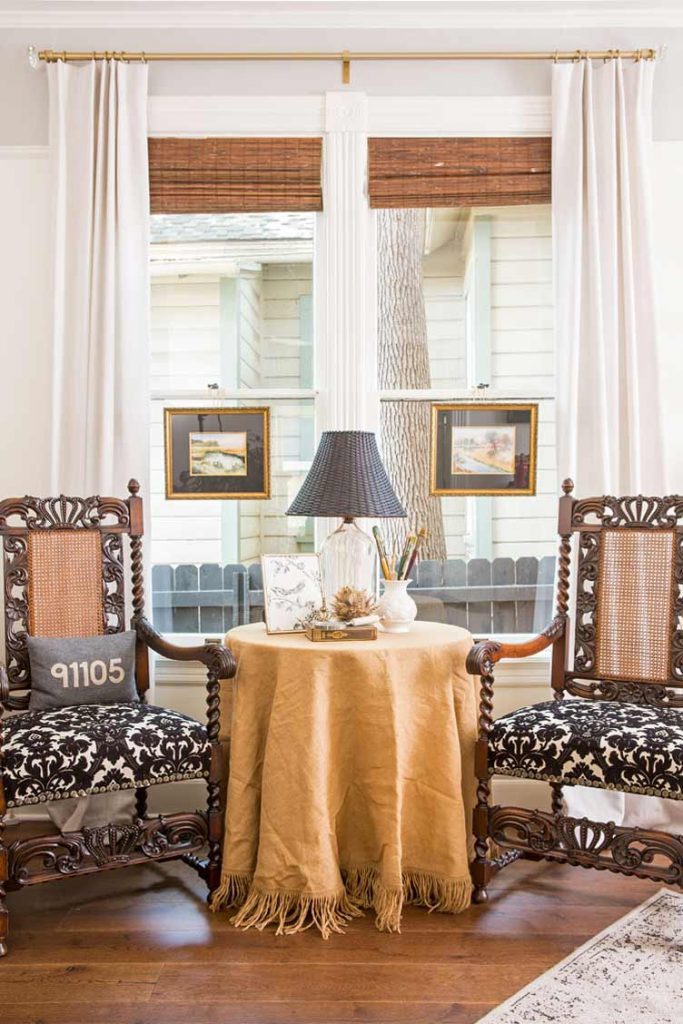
[[477, 889, 683, 1024]]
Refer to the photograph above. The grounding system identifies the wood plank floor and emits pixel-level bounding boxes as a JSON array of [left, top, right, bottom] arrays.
[[0, 853, 661, 1023]]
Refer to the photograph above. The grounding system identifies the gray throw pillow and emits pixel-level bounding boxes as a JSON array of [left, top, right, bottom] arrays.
[[27, 631, 138, 711]]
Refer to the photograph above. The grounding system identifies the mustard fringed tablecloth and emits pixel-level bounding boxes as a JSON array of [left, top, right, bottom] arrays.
[[211, 621, 477, 938]]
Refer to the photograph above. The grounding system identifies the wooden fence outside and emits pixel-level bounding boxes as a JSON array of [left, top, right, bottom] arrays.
[[152, 555, 556, 638]]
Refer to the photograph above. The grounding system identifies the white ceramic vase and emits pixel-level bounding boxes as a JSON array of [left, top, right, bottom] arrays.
[[377, 579, 417, 634]]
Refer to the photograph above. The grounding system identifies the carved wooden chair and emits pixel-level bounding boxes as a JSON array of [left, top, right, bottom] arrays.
[[467, 481, 683, 902], [0, 481, 235, 956]]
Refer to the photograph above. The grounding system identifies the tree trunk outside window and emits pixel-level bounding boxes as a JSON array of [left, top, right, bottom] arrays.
[[378, 209, 447, 561]]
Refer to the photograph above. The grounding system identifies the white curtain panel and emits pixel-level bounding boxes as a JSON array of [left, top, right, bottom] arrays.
[[553, 58, 679, 832], [49, 59, 150, 496], [46, 60, 150, 831], [553, 58, 663, 493]]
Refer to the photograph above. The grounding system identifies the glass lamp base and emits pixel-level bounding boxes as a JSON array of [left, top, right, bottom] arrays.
[[319, 519, 379, 603]]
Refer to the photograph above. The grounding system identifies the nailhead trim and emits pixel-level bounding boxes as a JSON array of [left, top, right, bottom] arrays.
[[7, 769, 210, 808]]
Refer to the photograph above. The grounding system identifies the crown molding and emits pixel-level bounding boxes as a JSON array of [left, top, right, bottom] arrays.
[[3, 2, 682, 30]]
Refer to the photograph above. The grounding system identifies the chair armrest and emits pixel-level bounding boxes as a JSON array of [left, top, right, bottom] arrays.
[[0, 662, 24, 713], [134, 616, 236, 680], [466, 615, 565, 676]]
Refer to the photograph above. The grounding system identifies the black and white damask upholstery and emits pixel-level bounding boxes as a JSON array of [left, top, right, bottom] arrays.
[[489, 699, 683, 801], [3, 702, 210, 808]]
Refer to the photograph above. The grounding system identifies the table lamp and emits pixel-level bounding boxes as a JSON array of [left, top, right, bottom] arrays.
[[286, 430, 406, 601]]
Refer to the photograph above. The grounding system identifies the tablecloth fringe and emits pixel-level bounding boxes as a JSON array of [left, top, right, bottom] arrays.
[[344, 866, 472, 933], [210, 866, 471, 937], [209, 870, 252, 912], [233, 886, 363, 939]]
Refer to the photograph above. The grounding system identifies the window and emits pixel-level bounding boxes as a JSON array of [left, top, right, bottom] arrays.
[[149, 212, 316, 634], [377, 203, 555, 634], [146, 120, 554, 639]]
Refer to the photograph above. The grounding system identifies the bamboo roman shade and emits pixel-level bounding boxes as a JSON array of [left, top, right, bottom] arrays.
[[368, 137, 551, 209], [148, 137, 323, 213]]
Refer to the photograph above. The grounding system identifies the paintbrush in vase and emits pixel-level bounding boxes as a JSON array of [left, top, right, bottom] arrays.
[[404, 527, 428, 580], [372, 525, 393, 580], [396, 533, 417, 580]]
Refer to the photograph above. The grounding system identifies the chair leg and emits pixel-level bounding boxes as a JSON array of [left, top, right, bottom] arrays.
[[471, 671, 496, 905], [206, 777, 222, 897], [135, 786, 148, 822], [471, 759, 492, 904], [0, 808, 8, 957], [471, 806, 491, 903], [551, 783, 564, 815], [0, 885, 7, 958], [205, 661, 225, 899]]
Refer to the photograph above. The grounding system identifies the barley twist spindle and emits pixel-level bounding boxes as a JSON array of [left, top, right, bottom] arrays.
[[203, 646, 234, 891], [472, 668, 496, 895], [130, 535, 144, 621], [556, 533, 572, 619], [206, 665, 222, 880]]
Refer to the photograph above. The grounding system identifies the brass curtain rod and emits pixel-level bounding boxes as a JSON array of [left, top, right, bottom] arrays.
[[34, 48, 658, 85]]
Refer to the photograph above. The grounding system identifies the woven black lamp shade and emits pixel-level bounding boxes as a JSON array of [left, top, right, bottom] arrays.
[[287, 431, 406, 519]]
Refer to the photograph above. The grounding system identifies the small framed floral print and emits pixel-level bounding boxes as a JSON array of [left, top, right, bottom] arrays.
[[261, 554, 324, 634]]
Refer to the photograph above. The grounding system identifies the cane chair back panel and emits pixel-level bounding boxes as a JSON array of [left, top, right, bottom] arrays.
[[0, 491, 144, 709], [595, 529, 675, 683], [564, 494, 683, 705], [27, 531, 104, 638]]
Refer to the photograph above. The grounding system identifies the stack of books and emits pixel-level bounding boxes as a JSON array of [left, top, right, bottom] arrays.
[[305, 623, 378, 642]]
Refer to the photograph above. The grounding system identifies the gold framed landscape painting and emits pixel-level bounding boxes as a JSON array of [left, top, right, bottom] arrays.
[[430, 403, 537, 497], [164, 407, 270, 500]]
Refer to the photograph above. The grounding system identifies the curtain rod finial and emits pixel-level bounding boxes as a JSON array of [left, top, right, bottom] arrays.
[[27, 45, 40, 70]]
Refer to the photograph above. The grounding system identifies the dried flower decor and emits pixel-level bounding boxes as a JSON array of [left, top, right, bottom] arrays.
[[331, 587, 378, 623], [295, 598, 335, 631]]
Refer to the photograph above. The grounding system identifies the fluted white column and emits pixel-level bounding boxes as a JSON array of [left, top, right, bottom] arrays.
[[315, 92, 378, 434]]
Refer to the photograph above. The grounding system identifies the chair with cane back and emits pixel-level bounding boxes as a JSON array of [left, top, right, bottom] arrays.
[[467, 480, 683, 901], [0, 480, 235, 956]]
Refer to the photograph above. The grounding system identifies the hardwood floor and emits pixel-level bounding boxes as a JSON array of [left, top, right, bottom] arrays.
[[0, 852, 661, 1023]]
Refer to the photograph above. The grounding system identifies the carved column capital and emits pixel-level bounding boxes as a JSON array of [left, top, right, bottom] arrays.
[[324, 91, 368, 133]]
